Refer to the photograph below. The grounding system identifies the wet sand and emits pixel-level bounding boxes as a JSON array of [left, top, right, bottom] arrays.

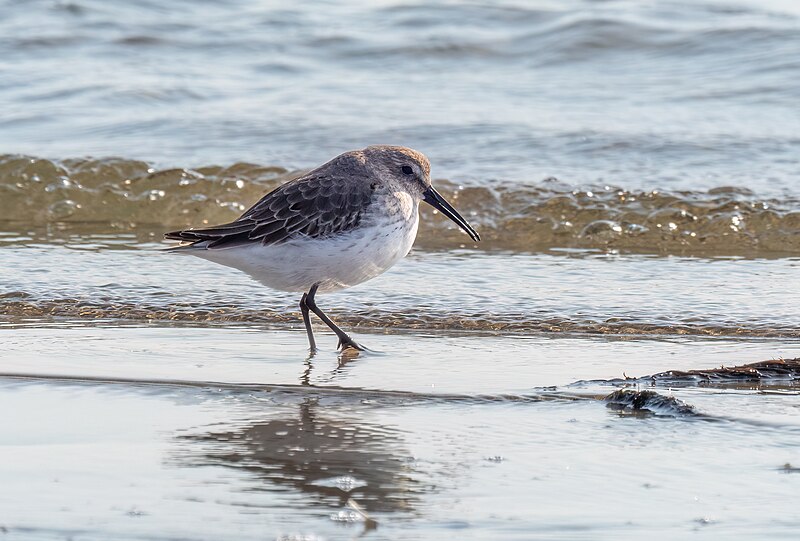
[[2, 323, 800, 540]]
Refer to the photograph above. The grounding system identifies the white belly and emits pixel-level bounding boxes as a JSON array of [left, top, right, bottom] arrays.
[[188, 209, 420, 293]]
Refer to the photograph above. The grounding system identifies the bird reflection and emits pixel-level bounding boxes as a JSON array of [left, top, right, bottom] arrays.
[[178, 399, 421, 518], [301, 347, 365, 386]]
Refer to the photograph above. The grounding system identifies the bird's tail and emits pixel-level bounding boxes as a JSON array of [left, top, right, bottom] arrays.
[[163, 221, 252, 251], [163, 229, 211, 251]]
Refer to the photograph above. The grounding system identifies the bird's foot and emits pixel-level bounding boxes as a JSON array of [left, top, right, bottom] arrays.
[[338, 335, 366, 351]]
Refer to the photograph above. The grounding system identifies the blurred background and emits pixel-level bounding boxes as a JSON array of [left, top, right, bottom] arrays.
[[2, 0, 798, 191]]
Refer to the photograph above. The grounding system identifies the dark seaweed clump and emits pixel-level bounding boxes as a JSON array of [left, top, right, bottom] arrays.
[[644, 358, 800, 385], [604, 389, 696, 416]]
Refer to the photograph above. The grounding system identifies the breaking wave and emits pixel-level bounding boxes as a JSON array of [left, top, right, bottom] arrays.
[[2, 155, 799, 255]]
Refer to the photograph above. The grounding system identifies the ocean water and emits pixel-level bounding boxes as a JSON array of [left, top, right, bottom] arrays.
[[1, 0, 799, 539]]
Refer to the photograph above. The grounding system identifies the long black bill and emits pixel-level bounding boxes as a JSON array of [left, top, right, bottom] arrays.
[[422, 186, 481, 242]]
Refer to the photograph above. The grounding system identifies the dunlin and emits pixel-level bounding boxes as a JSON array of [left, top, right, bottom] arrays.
[[165, 145, 480, 351]]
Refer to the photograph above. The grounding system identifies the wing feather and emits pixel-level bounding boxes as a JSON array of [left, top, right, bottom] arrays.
[[165, 168, 374, 249]]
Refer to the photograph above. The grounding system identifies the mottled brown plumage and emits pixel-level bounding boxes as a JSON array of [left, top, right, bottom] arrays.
[[165, 146, 425, 249]]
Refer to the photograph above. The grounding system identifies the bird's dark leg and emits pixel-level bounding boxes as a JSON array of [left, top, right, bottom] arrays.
[[299, 291, 317, 352], [305, 284, 365, 351]]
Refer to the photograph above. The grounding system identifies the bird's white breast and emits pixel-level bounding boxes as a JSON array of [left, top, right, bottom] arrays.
[[191, 197, 420, 293]]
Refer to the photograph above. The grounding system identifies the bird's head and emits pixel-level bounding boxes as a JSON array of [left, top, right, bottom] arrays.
[[362, 145, 481, 242]]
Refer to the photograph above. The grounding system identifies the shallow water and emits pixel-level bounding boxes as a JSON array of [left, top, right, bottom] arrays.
[[2, 0, 800, 539], [2, 237, 800, 336]]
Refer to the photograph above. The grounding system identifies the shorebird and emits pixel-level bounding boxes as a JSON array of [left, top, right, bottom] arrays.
[[165, 145, 480, 351]]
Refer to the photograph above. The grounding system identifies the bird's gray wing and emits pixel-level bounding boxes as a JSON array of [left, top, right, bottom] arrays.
[[165, 173, 374, 249]]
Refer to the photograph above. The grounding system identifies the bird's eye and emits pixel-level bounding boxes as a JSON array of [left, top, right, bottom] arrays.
[[401, 165, 414, 175]]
